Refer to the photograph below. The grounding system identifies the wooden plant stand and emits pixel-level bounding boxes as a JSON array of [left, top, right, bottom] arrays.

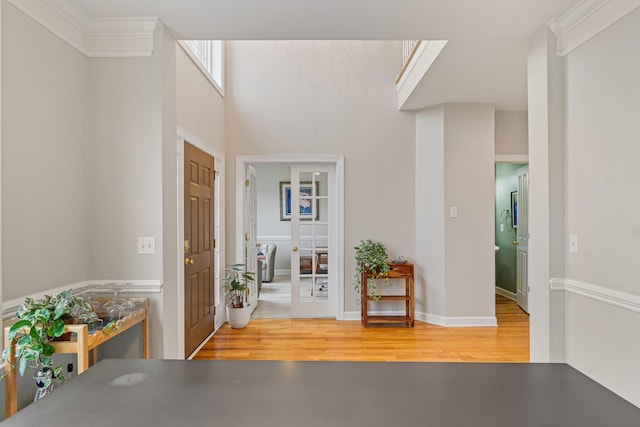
[[361, 263, 414, 327]]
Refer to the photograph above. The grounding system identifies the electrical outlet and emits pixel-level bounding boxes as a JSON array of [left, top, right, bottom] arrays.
[[137, 237, 156, 255]]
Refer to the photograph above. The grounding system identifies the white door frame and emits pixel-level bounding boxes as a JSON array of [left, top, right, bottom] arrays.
[[176, 128, 225, 359], [235, 155, 345, 319]]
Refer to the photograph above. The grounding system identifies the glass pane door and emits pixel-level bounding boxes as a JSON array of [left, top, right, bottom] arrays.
[[290, 165, 334, 317]]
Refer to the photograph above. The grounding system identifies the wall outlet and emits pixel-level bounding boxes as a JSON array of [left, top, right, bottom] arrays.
[[500, 223, 504, 232], [569, 234, 578, 253], [138, 237, 156, 255]]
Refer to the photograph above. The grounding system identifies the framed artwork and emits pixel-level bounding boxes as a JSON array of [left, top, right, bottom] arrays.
[[279, 181, 319, 221], [511, 191, 518, 228]]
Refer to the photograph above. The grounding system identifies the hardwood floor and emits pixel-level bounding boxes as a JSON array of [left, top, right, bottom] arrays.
[[194, 295, 529, 362]]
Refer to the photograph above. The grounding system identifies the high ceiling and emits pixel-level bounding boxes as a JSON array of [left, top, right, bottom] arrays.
[[72, 0, 581, 110]]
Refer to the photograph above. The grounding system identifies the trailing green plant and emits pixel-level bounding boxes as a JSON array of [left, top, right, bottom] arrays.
[[1, 289, 99, 386], [222, 264, 256, 308], [353, 239, 391, 302]]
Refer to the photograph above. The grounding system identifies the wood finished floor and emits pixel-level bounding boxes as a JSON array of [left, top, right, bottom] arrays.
[[194, 295, 530, 363]]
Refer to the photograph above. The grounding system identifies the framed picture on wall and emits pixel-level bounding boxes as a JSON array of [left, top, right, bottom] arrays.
[[279, 181, 319, 221], [511, 191, 518, 228]]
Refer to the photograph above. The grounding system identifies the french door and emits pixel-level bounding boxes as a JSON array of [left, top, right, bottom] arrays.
[[290, 165, 336, 318], [244, 165, 259, 311]]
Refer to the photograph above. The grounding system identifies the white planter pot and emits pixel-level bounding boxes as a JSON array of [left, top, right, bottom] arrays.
[[225, 303, 252, 329]]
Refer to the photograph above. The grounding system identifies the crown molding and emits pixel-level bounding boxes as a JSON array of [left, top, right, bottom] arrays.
[[548, 0, 640, 55], [86, 17, 158, 57], [7, 0, 157, 57]]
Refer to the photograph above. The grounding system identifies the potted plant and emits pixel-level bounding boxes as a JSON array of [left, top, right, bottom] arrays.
[[353, 239, 391, 302], [1, 289, 99, 387], [222, 263, 256, 329]]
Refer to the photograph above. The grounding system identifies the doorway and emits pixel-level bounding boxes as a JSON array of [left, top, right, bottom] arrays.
[[495, 160, 529, 313], [235, 156, 345, 320]]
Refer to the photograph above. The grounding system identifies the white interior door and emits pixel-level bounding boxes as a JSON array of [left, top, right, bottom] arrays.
[[290, 164, 336, 318], [516, 165, 529, 313], [244, 165, 259, 312]]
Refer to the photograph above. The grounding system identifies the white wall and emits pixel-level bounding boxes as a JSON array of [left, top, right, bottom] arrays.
[[87, 37, 164, 281], [495, 111, 528, 155], [225, 41, 416, 313], [415, 104, 496, 325], [444, 104, 496, 319], [415, 106, 445, 318], [2, 2, 89, 299], [176, 45, 225, 153], [561, 7, 640, 407]]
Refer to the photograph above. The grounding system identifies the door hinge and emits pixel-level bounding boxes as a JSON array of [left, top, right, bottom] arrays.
[[213, 238, 216, 249], [245, 179, 250, 187]]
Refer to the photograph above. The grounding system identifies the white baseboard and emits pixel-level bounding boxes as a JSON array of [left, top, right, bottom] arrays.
[[495, 286, 517, 301], [420, 312, 497, 327], [343, 310, 497, 327], [274, 269, 292, 276]]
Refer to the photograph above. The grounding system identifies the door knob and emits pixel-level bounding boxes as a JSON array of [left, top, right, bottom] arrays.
[[292, 246, 299, 252], [513, 241, 519, 245], [185, 257, 195, 265]]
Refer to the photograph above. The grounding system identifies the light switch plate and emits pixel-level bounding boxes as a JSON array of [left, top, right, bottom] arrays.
[[138, 237, 156, 255], [450, 207, 458, 218], [569, 234, 578, 253]]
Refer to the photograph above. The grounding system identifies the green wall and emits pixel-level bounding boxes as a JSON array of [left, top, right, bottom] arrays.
[[495, 163, 525, 293]]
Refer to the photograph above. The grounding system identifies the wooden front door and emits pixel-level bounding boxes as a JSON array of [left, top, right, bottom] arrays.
[[184, 142, 215, 356]]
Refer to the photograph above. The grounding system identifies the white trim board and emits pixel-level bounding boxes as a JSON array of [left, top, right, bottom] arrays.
[[257, 235, 292, 242], [548, 0, 640, 55], [495, 286, 517, 301], [550, 277, 640, 314], [343, 311, 498, 327], [7, 0, 157, 57]]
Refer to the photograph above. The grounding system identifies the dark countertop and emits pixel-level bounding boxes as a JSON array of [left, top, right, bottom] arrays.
[[2, 359, 639, 426]]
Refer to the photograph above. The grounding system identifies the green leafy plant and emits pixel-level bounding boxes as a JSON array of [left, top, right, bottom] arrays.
[[222, 264, 256, 308], [1, 289, 99, 386], [353, 239, 391, 302]]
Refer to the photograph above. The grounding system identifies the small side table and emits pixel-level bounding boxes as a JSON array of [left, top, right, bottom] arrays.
[[361, 262, 414, 327]]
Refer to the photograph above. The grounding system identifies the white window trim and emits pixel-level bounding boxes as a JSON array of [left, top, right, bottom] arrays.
[[178, 40, 224, 97]]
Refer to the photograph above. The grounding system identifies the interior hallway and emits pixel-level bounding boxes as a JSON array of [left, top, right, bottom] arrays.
[[194, 295, 529, 362]]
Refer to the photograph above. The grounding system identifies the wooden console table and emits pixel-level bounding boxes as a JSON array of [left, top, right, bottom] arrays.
[[4, 298, 149, 417], [361, 263, 414, 327]]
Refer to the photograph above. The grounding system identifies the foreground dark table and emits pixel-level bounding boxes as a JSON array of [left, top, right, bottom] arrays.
[[2, 359, 639, 426]]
